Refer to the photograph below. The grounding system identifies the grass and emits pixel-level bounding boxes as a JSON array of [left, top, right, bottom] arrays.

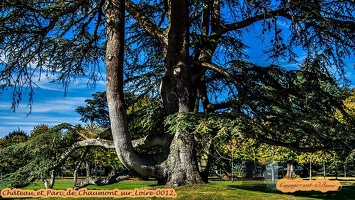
[[1, 178, 355, 200], [21, 178, 157, 190]]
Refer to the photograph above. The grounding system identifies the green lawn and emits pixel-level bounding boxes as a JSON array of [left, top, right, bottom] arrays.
[[1, 178, 354, 200]]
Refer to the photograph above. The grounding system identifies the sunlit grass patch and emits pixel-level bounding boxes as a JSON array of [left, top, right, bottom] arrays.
[[1, 178, 355, 199]]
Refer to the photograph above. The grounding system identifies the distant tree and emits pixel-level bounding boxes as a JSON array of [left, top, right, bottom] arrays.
[[0, 123, 74, 188], [335, 89, 355, 131], [334, 90, 355, 176], [0, 138, 6, 149], [76, 92, 110, 128], [30, 124, 50, 138], [4, 128, 28, 145], [0, 129, 29, 178], [66, 124, 125, 188], [76, 92, 164, 140]]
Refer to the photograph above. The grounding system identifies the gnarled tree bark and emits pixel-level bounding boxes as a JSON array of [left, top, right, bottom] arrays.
[[74, 174, 130, 190], [162, 0, 203, 186], [105, 0, 164, 180], [105, 0, 203, 186]]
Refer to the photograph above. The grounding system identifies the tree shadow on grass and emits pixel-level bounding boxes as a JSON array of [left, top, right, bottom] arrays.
[[227, 181, 355, 200]]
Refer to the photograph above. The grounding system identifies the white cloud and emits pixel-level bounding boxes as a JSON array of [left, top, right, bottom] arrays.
[[0, 113, 82, 137], [29, 97, 87, 113], [0, 48, 108, 138], [0, 104, 84, 137], [0, 87, 96, 137], [0, 65, 108, 138]]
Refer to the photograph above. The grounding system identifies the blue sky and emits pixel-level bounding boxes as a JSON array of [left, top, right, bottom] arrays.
[[0, 75, 107, 138]]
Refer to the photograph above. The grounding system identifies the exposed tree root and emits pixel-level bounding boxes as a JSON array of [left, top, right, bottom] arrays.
[[73, 173, 130, 190]]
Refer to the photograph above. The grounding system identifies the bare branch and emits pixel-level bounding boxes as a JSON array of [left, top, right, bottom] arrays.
[[74, 174, 130, 190], [132, 134, 172, 148], [42, 0, 88, 36], [220, 9, 290, 35], [209, 101, 236, 111], [257, 135, 326, 153], [75, 130, 89, 139], [48, 134, 169, 179], [125, 0, 168, 48], [49, 138, 114, 171], [191, 60, 239, 87], [211, 0, 220, 33], [201, 0, 210, 36]]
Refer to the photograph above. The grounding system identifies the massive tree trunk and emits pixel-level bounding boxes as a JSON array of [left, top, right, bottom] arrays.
[[162, 0, 203, 186], [105, 0, 161, 178], [105, 0, 202, 186]]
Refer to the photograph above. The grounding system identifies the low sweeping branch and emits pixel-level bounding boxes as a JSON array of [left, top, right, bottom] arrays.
[[51, 134, 172, 171], [74, 173, 130, 190]]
